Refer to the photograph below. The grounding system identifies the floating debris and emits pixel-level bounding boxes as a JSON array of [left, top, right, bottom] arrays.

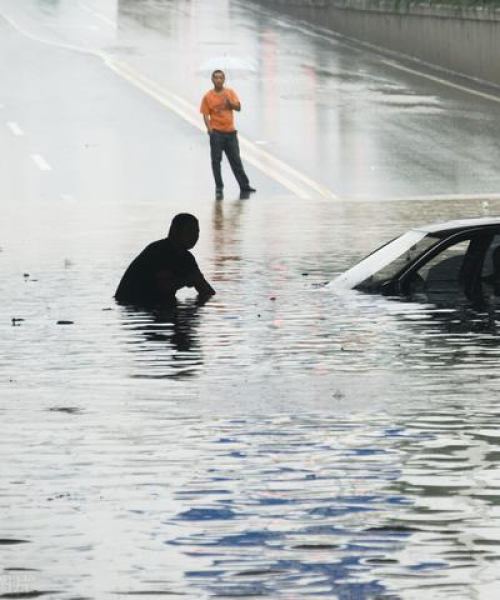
[[48, 407, 81, 414], [11, 318, 25, 326], [47, 493, 71, 501], [56, 320, 74, 325]]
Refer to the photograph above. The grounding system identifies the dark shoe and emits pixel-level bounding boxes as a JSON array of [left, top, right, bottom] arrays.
[[215, 188, 224, 200], [241, 186, 256, 193]]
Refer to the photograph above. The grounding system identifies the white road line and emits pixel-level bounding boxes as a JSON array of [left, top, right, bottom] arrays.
[[77, 2, 117, 29], [31, 154, 52, 171], [7, 121, 24, 136], [275, 12, 500, 105], [60, 193, 77, 204], [0, 11, 101, 55], [380, 59, 500, 104]]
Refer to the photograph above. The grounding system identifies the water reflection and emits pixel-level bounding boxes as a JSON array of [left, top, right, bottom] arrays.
[[118, 301, 204, 379], [389, 296, 500, 356], [3, 396, 500, 597], [211, 198, 245, 284], [108, 409, 500, 597]]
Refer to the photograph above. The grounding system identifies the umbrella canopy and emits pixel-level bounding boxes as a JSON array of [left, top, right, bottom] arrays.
[[198, 56, 257, 79]]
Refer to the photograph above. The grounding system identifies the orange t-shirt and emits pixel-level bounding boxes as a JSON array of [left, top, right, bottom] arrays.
[[200, 88, 240, 132]]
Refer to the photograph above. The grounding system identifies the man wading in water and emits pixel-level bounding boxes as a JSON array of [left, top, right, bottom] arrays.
[[200, 69, 256, 200], [115, 213, 215, 306]]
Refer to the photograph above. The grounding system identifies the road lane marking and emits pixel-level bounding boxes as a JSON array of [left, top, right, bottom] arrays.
[[380, 59, 500, 104], [31, 154, 52, 171], [7, 121, 24, 136], [272, 9, 500, 105], [61, 193, 77, 204], [0, 11, 100, 55], [77, 2, 117, 29]]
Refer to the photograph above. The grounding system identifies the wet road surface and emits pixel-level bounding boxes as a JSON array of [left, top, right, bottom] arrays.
[[2, 0, 500, 598]]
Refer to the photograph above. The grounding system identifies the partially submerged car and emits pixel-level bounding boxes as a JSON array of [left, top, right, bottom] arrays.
[[330, 217, 500, 303]]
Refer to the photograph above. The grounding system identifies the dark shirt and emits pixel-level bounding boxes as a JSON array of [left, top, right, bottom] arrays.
[[115, 238, 200, 304]]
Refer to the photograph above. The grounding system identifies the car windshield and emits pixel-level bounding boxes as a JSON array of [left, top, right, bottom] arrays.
[[332, 230, 440, 291]]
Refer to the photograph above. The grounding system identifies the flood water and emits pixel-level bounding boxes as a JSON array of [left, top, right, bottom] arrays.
[[2, 0, 500, 598], [3, 194, 500, 599]]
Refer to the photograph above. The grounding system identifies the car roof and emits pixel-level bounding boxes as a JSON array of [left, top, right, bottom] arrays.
[[413, 216, 500, 235]]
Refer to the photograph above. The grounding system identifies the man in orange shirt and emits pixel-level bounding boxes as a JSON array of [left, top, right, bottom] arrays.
[[200, 70, 256, 200]]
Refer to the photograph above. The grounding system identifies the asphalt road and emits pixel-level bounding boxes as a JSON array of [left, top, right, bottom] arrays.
[[2, 0, 500, 208]]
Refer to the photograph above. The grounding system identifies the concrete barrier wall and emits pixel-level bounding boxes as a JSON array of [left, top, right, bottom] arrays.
[[250, 0, 500, 87]]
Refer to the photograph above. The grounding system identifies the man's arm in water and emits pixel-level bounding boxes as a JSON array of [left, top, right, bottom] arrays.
[[156, 269, 215, 298], [189, 271, 216, 298]]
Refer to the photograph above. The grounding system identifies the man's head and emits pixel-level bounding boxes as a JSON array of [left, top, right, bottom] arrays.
[[168, 213, 200, 250], [211, 69, 226, 91]]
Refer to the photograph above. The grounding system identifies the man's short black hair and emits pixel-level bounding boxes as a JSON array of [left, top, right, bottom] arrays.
[[169, 213, 198, 236], [211, 69, 225, 78]]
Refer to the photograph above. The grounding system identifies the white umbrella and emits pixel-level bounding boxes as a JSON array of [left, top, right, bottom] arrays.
[[197, 56, 257, 79]]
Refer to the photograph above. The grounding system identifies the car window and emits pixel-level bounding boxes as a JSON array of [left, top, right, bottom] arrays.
[[481, 235, 500, 295], [482, 235, 500, 278], [348, 232, 438, 292], [408, 234, 493, 301], [358, 235, 438, 291], [411, 240, 470, 297]]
